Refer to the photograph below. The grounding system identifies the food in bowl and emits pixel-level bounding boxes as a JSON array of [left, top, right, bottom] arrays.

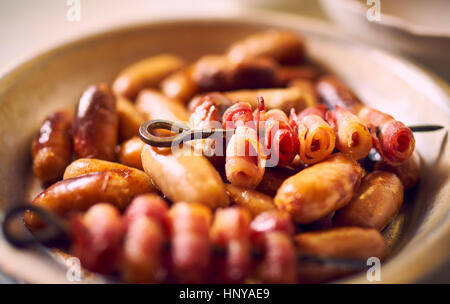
[[21, 30, 420, 283]]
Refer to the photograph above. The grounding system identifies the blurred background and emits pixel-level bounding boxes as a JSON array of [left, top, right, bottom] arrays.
[[0, 0, 449, 283], [0, 0, 449, 81]]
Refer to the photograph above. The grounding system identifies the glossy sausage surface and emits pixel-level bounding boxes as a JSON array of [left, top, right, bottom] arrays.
[[116, 95, 145, 141], [225, 184, 275, 218], [334, 171, 404, 231], [135, 89, 189, 122], [141, 145, 229, 208], [118, 136, 145, 170], [226, 30, 305, 65], [73, 83, 118, 161], [160, 67, 198, 104], [31, 111, 73, 182], [113, 54, 184, 100], [274, 153, 363, 224], [25, 170, 154, 228]]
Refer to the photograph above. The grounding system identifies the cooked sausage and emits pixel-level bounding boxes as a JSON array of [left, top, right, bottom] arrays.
[[71, 203, 123, 274], [274, 153, 363, 224], [294, 227, 388, 283], [276, 65, 320, 86], [62, 158, 154, 195], [113, 54, 184, 100], [256, 166, 296, 197], [141, 145, 229, 208], [334, 171, 404, 231], [316, 75, 363, 112], [160, 67, 198, 104], [288, 79, 319, 108], [135, 89, 189, 122], [31, 111, 73, 182], [225, 87, 307, 114], [225, 184, 275, 218], [118, 136, 145, 170], [73, 83, 118, 161], [116, 95, 145, 141], [191, 55, 277, 92], [374, 150, 420, 190], [226, 30, 305, 65], [24, 170, 154, 228]]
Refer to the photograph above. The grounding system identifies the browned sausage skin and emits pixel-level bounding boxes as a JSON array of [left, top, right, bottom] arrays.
[[73, 83, 118, 161], [191, 55, 277, 92], [226, 30, 305, 65], [274, 153, 363, 224], [24, 169, 154, 229], [31, 111, 73, 182], [334, 171, 404, 231], [118, 136, 145, 170]]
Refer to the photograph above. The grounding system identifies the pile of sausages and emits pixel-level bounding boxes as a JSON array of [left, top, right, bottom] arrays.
[[26, 30, 420, 283]]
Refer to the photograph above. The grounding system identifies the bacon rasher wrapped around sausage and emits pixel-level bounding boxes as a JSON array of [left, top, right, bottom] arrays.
[[210, 207, 252, 283], [169, 202, 212, 283], [290, 105, 335, 165], [256, 97, 299, 167], [249, 210, 296, 283], [358, 106, 415, 166], [223, 102, 265, 188], [326, 106, 372, 160]]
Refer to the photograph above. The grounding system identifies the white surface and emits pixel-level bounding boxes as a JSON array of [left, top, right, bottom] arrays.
[[0, 0, 242, 69]]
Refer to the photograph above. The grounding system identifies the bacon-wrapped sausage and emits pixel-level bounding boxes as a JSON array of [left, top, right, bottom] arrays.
[[290, 105, 335, 165], [326, 106, 372, 160], [169, 202, 212, 283], [274, 153, 363, 224], [210, 207, 252, 283], [255, 231, 297, 284], [31, 111, 73, 182], [71, 203, 123, 274], [226, 30, 305, 65], [257, 98, 299, 167], [223, 103, 265, 188], [250, 210, 294, 243], [121, 194, 169, 283], [123, 193, 170, 234], [358, 106, 415, 166], [73, 83, 118, 161]]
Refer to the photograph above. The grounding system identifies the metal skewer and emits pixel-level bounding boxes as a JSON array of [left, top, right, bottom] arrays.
[[1, 204, 368, 270], [139, 119, 445, 148]]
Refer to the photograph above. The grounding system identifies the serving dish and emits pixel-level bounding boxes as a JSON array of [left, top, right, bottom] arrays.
[[0, 11, 449, 283]]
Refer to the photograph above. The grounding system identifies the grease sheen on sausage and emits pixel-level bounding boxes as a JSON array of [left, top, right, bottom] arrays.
[[333, 171, 404, 231], [25, 170, 154, 228], [73, 83, 118, 161], [274, 153, 363, 224], [31, 111, 73, 182]]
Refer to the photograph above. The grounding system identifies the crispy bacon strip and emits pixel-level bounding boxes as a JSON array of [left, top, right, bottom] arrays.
[[210, 207, 252, 283], [250, 210, 294, 244], [358, 106, 415, 166], [223, 102, 265, 188], [169, 202, 212, 283], [70, 203, 123, 275], [290, 105, 335, 164], [257, 97, 299, 167], [326, 106, 372, 160]]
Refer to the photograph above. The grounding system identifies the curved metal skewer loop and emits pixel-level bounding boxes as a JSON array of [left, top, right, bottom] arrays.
[[139, 119, 234, 147], [1, 204, 70, 248]]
